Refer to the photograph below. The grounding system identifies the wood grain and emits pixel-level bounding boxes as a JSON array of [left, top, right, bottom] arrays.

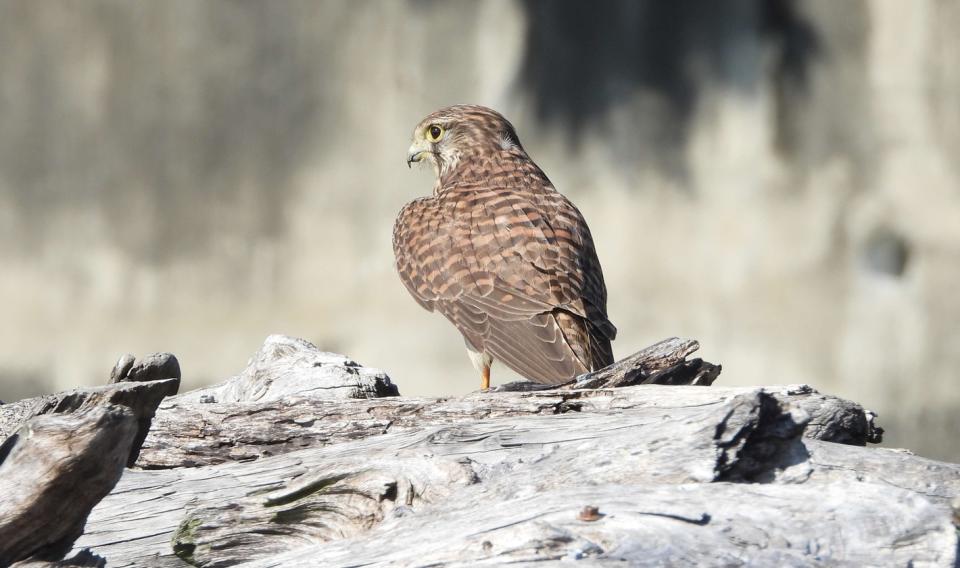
[[0, 407, 137, 565]]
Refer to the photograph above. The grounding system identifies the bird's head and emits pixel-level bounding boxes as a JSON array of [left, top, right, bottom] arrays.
[[406, 104, 524, 181]]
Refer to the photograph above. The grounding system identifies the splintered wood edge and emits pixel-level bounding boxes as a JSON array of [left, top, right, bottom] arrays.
[[570, 337, 709, 389]]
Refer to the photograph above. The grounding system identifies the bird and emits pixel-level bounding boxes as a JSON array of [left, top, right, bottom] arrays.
[[393, 104, 616, 390]]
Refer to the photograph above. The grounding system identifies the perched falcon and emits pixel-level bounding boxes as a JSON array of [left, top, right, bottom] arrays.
[[393, 105, 616, 389]]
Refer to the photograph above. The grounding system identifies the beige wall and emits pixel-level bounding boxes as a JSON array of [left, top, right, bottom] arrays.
[[1, 1, 958, 459]]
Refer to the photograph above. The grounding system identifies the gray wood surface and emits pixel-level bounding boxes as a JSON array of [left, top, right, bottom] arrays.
[[137, 335, 870, 471], [0, 407, 137, 566], [79, 404, 959, 566], [6, 334, 950, 567], [0, 378, 180, 467], [251, 481, 956, 567], [136, 382, 881, 471], [0, 367, 180, 565], [109, 352, 181, 391], [570, 337, 720, 388], [74, 377, 958, 566], [173, 334, 399, 405]]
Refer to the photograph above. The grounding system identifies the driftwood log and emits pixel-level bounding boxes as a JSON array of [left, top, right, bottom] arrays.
[[34, 335, 949, 567], [0, 335, 955, 566]]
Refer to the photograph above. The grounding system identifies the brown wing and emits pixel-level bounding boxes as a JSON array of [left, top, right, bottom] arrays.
[[393, 183, 615, 384]]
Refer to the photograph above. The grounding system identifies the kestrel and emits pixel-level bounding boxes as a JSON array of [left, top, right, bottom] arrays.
[[393, 105, 616, 389]]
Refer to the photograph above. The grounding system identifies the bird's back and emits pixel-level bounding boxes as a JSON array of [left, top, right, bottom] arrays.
[[394, 104, 614, 384], [394, 168, 616, 383]]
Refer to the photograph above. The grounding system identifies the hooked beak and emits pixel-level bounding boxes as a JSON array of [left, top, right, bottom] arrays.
[[406, 148, 424, 169], [406, 151, 422, 168], [407, 140, 430, 169]]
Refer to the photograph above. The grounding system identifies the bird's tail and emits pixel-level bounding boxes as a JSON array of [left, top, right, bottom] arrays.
[[588, 323, 615, 370]]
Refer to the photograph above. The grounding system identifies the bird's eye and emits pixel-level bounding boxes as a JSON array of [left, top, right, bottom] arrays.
[[427, 124, 444, 142]]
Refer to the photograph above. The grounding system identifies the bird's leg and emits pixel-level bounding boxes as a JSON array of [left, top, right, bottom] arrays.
[[466, 346, 493, 391]]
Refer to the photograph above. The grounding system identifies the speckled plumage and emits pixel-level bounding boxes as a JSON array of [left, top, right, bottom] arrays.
[[394, 105, 616, 386]]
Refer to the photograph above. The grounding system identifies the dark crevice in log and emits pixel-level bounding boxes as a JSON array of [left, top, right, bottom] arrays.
[[715, 392, 811, 483], [12, 548, 107, 567], [0, 432, 19, 465]]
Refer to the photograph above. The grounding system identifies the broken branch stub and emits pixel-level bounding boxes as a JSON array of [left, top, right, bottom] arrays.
[[570, 337, 721, 389], [0, 378, 180, 467], [109, 352, 181, 392], [0, 407, 138, 566]]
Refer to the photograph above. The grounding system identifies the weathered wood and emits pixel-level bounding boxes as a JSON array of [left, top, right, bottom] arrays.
[[570, 337, 721, 388], [0, 407, 137, 566], [175, 335, 398, 404], [77, 388, 797, 565], [109, 352, 181, 392], [779, 384, 883, 445], [12, 549, 106, 567], [133, 336, 864, 470], [0, 378, 180, 467], [803, 438, 960, 502], [136, 383, 881, 470], [73, 381, 959, 567], [0, 336, 943, 566], [247, 482, 956, 567], [172, 455, 476, 566], [7, 334, 935, 566], [109, 354, 137, 384]]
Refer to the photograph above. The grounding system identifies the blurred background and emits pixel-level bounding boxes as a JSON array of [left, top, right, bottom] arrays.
[[0, 0, 958, 460]]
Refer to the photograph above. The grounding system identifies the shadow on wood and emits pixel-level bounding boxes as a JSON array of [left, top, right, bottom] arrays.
[[0, 407, 136, 566]]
